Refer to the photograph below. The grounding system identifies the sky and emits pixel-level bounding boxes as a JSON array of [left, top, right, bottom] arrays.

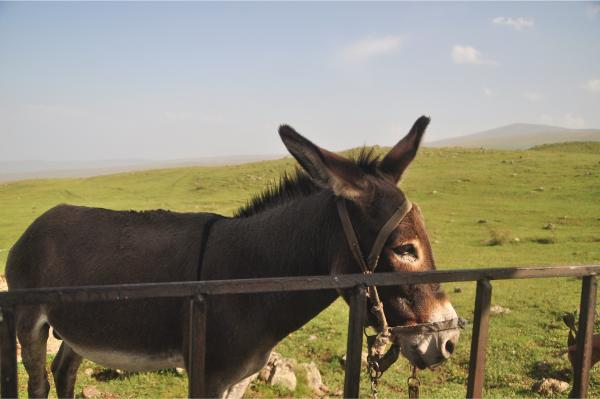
[[1, 1, 599, 162]]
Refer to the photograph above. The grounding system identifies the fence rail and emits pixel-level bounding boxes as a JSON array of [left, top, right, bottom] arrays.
[[0, 265, 598, 398]]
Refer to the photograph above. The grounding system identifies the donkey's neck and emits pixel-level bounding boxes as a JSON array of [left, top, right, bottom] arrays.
[[203, 190, 343, 339], [209, 190, 343, 278]]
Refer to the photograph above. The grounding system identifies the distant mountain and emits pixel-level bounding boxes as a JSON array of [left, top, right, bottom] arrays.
[[0, 154, 283, 183], [427, 123, 600, 150]]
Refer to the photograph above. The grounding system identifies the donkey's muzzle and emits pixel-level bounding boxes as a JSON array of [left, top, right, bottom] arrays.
[[438, 326, 460, 361], [392, 318, 466, 369]]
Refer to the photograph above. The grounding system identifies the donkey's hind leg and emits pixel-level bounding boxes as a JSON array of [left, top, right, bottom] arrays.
[[17, 305, 50, 398], [51, 342, 82, 398]]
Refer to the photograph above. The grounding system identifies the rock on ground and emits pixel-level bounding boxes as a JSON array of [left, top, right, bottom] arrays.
[[269, 361, 297, 391], [224, 373, 258, 399], [259, 351, 297, 391], [258, 352, 280, 381], [256, 352, 331, 394], [490, 305, 511, 315], [532, 378, 569, 396], [299, 362, 327, 394], [82, 385, 101, 399]]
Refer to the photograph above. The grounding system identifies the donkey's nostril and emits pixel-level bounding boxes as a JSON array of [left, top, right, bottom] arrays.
[[444, 339, 455, 356]]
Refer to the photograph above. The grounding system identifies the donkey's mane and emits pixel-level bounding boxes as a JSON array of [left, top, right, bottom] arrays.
[[234, 147, 380, 218]]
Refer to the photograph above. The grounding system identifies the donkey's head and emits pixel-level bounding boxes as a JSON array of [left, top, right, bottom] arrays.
[[279, 116, 460, 369]]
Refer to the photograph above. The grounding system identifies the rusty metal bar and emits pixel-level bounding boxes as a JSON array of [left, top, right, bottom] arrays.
[[188, 295, 207, 399], [0, 267, 595, 398], [0, 306, 18, 399], [466, 279, 492, 399], [569, 276, 597, 398], [0, 265, 599, 306], [343, 285, 367, 399]]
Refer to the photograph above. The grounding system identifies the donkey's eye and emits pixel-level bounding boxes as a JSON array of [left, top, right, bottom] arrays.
[[393, 244, 417, 260]]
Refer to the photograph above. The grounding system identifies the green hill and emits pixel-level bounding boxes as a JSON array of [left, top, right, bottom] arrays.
[[530, 141, 600, 154], [1, 146, 599, 398]]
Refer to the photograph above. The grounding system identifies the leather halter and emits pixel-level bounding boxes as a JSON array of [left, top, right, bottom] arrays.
[[336, 196, 413, 333], [337, 196, 467, 386]]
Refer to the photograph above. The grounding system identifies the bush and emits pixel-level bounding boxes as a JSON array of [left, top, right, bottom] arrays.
[[486, 228, 511, 246]]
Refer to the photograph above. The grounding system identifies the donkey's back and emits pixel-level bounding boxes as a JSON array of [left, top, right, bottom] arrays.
[[7, 204, 216, 289], [6, 204, 219, 396]]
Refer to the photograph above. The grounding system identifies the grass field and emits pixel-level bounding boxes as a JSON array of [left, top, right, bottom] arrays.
[[1, 142, 599, 398]]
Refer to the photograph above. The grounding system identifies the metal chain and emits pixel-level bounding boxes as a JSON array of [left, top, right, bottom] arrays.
[[365, 328, 381, 399], [407, 366, 420, 399], [367, 354, 382, 399], [370, 374, 379, 399], [365, 334, 421, 399]]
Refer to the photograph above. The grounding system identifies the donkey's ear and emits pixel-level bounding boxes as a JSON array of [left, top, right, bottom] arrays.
[[279, 125, 365, 199], [380, 116, 430, 182]]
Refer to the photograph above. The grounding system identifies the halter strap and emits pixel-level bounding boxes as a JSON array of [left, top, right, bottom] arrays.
[[389, 317, 467, 335], [336, 197, 413, 334], [335, 197, 412, 274], [366, 199, 413, 270]]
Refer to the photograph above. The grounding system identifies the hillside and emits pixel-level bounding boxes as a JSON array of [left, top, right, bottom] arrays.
[[2, 146, 598, 273], [530, 141, 600, 154], [428, 123, 600, 149], [0, 154, 283, 183], [1, 146, 599, 398]]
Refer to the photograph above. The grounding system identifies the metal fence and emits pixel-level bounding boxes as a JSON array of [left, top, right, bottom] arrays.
[[0, 265, 598, 398]]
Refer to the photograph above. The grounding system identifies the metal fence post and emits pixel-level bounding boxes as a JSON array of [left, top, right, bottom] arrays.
[[466, 279, 492, 399], [0, 306, 18, 399], [188, 295, 207, 399], [569, 275, 597, 398], [343, 285, 367, 399]]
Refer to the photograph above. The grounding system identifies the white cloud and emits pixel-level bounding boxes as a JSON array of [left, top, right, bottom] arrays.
[[483, 87, 493, 97], [341, 35, 404, 63], [492, 16, 535, 30], [523, 92, 543, 102], [451, 45, 496, 65], [582, 78, 600, 93], [563, 113, 585, 129]]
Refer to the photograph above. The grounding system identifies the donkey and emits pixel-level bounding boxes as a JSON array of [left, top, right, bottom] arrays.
[[7, 116, 460, 398]]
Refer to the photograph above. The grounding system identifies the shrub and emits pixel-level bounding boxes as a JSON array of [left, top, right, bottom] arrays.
[[486, 228, 511, 246]]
